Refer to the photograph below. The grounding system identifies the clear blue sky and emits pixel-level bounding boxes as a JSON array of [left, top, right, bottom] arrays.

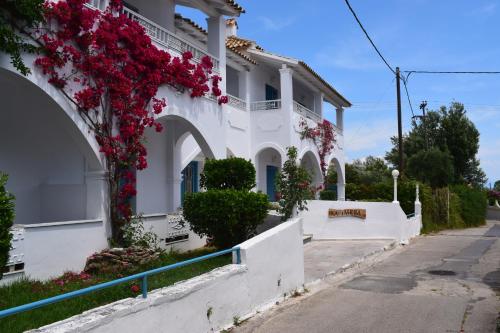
[[178, 0, 500, 185]]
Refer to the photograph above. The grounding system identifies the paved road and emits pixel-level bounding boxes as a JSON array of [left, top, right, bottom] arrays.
[[234, 221, 500, 333]]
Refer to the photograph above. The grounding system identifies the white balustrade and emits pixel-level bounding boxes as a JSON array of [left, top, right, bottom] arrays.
[[250, 99, 282, 111], [293, 101, 321, 122], [85, 1, 219, 72], [227, 94, 247, 111]]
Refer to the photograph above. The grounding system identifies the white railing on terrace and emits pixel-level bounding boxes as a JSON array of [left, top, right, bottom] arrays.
[[293, 101, 321, 122], [227, 94, 247, 111], [251, 99, 282, 111], [85, 1, 219, 72]]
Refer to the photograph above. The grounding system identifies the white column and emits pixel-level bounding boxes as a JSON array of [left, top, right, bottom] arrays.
[[280, 65, 294, 143], [336, 107, 344, 132], [207, 15, 227, 94], [166, 130, 182, 212], [314, 92, 324, 118], [337, 183, 345, 201]]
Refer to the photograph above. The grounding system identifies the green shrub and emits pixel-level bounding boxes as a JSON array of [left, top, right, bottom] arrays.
[[451, 185, 487, 227], [200, 157, 256, 191], [319, 190, 337, 201], [275, 147, 312, 221], [0, 173, 15, 280], [183, 190, 268, 248]]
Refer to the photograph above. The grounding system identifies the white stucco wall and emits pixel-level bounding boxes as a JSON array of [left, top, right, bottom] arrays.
[[300, 200, 421, 242], [21, 220, 108, 280], [32, 218, 305, 333]]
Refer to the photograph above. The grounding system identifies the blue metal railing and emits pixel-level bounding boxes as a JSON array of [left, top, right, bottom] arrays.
[[406, 213, 416, 219], [0, 247, 241, 319]]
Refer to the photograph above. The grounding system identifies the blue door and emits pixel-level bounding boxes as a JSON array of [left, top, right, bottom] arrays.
[[181, 161, 199, 204], [266, 165, 278, 201]]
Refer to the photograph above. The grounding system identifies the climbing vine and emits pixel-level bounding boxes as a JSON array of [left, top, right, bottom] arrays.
[[30, 0, 226, 243], [299, 118, 336, 186]]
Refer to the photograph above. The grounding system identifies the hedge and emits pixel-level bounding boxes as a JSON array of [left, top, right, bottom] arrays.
[[200, 157, 256, 191], [183, 189, 268, 249], [345, 181, 486, 233], [319, 190, 337, 201], [451, 185, 487, 227]]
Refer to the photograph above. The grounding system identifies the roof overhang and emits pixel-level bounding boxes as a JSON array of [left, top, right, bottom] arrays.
[[175, 0, 245, 17], [247, 49, 352, 108]]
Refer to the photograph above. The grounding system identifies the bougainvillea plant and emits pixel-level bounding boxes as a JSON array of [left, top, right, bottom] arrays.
[[299, 118, 336, 187], [30, 0, 226, 243]]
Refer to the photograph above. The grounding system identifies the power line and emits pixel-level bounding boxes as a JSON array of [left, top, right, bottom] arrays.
[[401, 76, 415, 117], [344, 0, 395, 75], [403, 70, 500, 75]]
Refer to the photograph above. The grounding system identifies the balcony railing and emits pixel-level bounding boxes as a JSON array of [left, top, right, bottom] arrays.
[[86, 1, 219, 72], [227, 94, 247, 111], [251, 99, 282, 111], [293, 101, 321, 122]]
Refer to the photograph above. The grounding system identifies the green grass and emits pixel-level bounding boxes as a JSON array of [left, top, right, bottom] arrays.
[[0, 248, 231, 333]]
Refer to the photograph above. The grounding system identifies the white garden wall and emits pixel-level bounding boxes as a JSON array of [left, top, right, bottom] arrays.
[[31, 218, 304, 333], [300, 200, 421, 242], [10, 220, 108, 281]]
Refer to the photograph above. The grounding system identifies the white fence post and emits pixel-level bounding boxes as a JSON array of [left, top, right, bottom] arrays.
[[392, 169, 399, 204], [414, 183, 422, 216]]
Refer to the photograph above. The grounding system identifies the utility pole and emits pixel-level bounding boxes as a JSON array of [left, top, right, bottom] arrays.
[[419, 100, 428, 149], [396, 67, 404, 173]]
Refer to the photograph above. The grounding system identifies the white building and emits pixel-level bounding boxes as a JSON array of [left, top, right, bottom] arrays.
[[0, 0, 350, 280]]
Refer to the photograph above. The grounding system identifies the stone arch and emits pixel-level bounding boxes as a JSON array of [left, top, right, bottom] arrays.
[[327, 156, 345, 201], [0, 68, 106, 225], [254, 145, 284, 201], [0, 60, 103, 169], [300, 150, 323, 192], [136, 114, 217, 214]]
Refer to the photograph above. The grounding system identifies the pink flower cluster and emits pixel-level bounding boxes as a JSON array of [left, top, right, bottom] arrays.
[[299, 118, 336, 180], [34, 0, 227, 225]]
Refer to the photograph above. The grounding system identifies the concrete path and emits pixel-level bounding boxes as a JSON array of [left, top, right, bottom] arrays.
[[234, 221, 500, 333], [304, 239, 395, 283]]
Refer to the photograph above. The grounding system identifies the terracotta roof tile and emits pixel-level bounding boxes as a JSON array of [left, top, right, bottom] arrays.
[[298, 61, 352, 107], [174, 15, 256, 65], [225, 0, 245, 14]]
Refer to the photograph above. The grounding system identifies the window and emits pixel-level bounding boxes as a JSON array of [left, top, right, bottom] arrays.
[[265, 84, 278, 101]]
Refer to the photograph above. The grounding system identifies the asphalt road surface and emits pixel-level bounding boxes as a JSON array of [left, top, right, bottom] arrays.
[[234, 221, 500, 333]]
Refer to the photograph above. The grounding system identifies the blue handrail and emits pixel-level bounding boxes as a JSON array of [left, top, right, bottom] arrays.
[[0, 247, 241, 319]]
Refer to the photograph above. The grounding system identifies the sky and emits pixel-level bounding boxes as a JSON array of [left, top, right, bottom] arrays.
[[178, 0, 500, 185]]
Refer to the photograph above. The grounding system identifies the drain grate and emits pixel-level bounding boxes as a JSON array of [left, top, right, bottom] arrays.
[[428, 270, 456, 276]]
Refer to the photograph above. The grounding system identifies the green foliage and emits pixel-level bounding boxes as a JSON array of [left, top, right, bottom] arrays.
[[275, 147, 312, 221], [451, 185, 487, 227], [200, 157, 256, 191], [345, 156, 391, 185], [406, 147, 454, 187], [319, 190, 337, 201], [345, 179, 485, 233], [0, 173, 15, 280], [183, 190, 268, 249], [0, 0, 44, 75], [121, 215, 160, 250], [494, 180, 500, 191], [386, 102, 486, 187], [0, 248, 230, 333]]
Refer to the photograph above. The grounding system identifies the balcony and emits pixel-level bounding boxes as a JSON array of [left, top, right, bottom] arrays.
[[293, 101, 321, 123], [85, 1, 219, 72], [250, 100, 282, 111], [227, 94, 247, 111]]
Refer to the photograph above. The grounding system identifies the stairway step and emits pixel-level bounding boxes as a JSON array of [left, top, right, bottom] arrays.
[[303, 234, 313, 244]]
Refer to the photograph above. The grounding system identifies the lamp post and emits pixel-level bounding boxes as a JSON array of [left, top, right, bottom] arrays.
[[392, 169, 399, 204]]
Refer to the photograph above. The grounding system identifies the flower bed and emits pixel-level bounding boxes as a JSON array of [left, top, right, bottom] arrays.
[[0, 248, 230, 333]]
